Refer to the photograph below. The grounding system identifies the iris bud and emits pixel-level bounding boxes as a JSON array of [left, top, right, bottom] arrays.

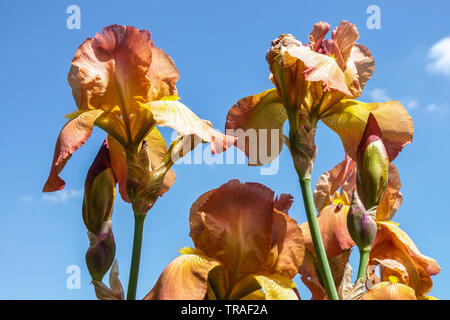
[[82, 141, 116, 234], [347, 190, 377, 251], [356, 113, 389, 210], [86, 221, 116, 281]]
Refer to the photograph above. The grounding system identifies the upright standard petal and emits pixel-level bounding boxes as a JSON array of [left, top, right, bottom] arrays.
[[225, 89, 287, 165], [321, 99, 414, 161], [43, 109, 104, 192], [190, 180, 274, 277], [68, 25, 154, 113]]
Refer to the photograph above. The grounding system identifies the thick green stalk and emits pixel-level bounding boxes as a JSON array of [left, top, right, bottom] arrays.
[[357, 249, 370, 280], [299, 178, 339, 300], [126, 214, 146, 300]]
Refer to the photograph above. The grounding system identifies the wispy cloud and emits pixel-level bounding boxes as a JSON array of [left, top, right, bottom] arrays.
[[427, 37, 450, 77], [41, 188, 83, 204], [369, 88, 419, 111], [369, 88, 391, 101], [19, 195, 33, 202], [425, 103, 448, 115]]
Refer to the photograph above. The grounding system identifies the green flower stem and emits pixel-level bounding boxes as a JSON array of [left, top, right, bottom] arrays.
[[126, 214, 146, 300], [357, 248, 370, 280], [299, 178, 339, 300]]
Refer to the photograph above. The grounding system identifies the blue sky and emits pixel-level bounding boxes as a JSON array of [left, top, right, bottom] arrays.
[[0, 0, 449, 299]]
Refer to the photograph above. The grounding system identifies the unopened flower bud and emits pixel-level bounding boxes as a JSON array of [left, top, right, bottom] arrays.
[[266, 34, 307, 110], [356, 113, 389, 210], [83, 141, 117, 234], [86, 221, 116, 281], [347, 190, 377, 251]]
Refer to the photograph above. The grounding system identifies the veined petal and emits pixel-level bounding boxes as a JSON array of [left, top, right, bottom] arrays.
[[144, 248, 221, 300], [313, 155, 355, 212], [346, 44, 375, 98], [145, 99, 235, 154], [301, 202, 355, 258], [43, 109, 104, 192], [253, 274, 299, 300], [147, 46, 180, 100], [68, 25, 153, 113], [225, 89, 287, 165], [285, 45, 352, 96], [190, 180, 274, 277], [370, 222, 441, 297], [271, 209, 305, 278], [360, 281, 417, 300], [330, 21, 360, 71], [321, 99, 414, 161]]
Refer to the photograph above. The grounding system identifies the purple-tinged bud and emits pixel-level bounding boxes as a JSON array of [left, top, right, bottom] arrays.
[[356, 113, 389, 210], [82, 140, 117, 234], [347, 190, 377, 251], [86, 221, 116, 281]]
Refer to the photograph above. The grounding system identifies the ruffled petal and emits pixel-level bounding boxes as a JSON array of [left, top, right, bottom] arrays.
[[308, 22, 331, 52], [346, 44, 375, 98], [330, 21, 360, 71], [321, 99, 414, 161], [253, 274, 299, 300], [313, 155, 355, 212], [147, 46, 179, 100], [144, 248, 221, 300], [225, 89, 287, 165], [360, 281, 417, 300], [190, 180, 274, 277], [376, 164, 402, 221], [68, 25, 153, 113], [145, 99, 236, 154], [43, 109, 104, 192]]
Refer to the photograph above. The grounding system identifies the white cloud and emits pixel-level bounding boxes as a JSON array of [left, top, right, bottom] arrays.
[[427, 37, 450, 76], [425, 103, 447, 115], [19, 195, 32, 202], [369, 88, 391, 101], [401, 98, 419, 110], [41, 188, 83, 204]]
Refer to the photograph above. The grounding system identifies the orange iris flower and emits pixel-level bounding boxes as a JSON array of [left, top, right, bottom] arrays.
[[145, 180, 305, 300]]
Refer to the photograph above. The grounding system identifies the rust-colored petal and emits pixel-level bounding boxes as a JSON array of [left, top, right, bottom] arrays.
[[360, 281, 417, 300], [308, 22, 331, 52], [147, 46, 180, 100], [322, 99, 414, 161], [271, 209, 305, 278], [330, 21, 360, 71], [370, 222, 441, 297], [190, 180, 274, 277], [313, 155, 355, 212], [68, 25, 153, 113], [376, 164, 403, 221], [43, 109, 104, 192], [144, 248, 221, 300], [145, 99, 236, 154], [225, 89, 287, 165], [274, 193, 294, 214], [301, 201, 355, 258]]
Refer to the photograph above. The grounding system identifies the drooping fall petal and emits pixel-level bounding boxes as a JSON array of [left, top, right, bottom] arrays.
[[360, 281, 417, 300], [43, 109, 104, 192], [225, 89, 287, 165], [144, 248, 221, 300], [321, 99, 414, 161], [144, 99, 235, 154], [370, 222, 441, 297], [253, 274, 299, 300]]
